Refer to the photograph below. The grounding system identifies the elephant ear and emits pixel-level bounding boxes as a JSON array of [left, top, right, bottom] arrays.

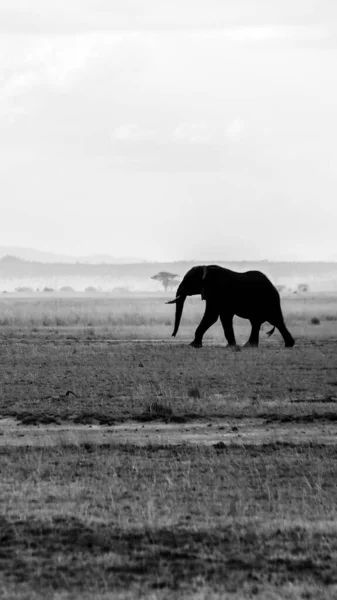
[[201, 265, 220, 300], [201, 265, 213, 300]]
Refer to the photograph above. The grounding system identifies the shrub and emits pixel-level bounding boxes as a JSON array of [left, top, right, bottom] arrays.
[[138, 399, 173, 421], [111, 287, 131, 295], [310, 317, 320, 325], [188, 386, 201, 399], [86, 327, 96, 339], [15, 287, 33, 293]]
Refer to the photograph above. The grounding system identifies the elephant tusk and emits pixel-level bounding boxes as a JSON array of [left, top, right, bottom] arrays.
[[165, 295, 183, 305]]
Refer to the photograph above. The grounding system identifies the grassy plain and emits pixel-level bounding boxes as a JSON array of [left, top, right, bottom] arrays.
[[1, 293, 337, 599], [0, 291, 337, 331]]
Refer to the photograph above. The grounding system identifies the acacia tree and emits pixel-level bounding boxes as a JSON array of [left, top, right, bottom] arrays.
[[151, 271, 179, 292]]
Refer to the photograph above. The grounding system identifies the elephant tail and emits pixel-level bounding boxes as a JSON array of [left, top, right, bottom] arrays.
[[266, 326, 276, 337]]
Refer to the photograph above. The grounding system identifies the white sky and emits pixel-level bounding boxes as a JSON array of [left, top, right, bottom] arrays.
[[1, 1, 337, 261]]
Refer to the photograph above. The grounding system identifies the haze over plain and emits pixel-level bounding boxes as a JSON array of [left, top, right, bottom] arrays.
[[1, 1, 337, 262]]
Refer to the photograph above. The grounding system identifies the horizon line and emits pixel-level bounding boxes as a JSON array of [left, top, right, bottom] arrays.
[[1, 254, 337, 266]]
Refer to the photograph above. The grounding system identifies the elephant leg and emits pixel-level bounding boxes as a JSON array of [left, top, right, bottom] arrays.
[[219, 312, 238, 348], [190, 302, 219, 348], [278, 321, 295, 347], [269, 317, 295, 348], [244, 320, 261, 347]]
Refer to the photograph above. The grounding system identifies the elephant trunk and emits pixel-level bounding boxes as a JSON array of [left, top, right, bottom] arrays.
[[171, 295, 186, 337]]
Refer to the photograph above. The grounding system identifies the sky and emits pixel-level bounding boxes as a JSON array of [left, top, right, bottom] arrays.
[[1, 1, 337, 262]]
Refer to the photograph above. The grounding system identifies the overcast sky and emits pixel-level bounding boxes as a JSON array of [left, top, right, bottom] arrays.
[[1, 1, 337, 261]]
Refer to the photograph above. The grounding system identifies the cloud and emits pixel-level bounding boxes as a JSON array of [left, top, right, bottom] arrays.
[[112, 124, 158, 141], [173, 122, 211, 143], [225, 118, 245, 141], [0, 33, 114, 120], [223, 25, 330, 43], [0, 1, 336, 35], [0, 12, 336, 167]]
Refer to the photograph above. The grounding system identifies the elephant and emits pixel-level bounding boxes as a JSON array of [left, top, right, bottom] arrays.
[[166, 265, 295, 349]]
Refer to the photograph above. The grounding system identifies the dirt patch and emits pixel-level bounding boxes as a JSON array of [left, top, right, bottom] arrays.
[[1, 417, 337, 448], [290, 395, 337, 404]]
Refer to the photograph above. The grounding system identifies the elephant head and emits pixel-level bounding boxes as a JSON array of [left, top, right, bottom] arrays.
[[166, 265, 212, 337]]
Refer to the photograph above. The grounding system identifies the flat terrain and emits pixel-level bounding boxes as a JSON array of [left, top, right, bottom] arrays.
[[1, 294, 337, 599]]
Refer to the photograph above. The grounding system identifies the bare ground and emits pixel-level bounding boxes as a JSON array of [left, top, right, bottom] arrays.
[[2, 416, 337, 448], [1, 326, 337, 599]]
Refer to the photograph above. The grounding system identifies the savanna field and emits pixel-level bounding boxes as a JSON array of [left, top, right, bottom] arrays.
[[1, 293, 337, 599]]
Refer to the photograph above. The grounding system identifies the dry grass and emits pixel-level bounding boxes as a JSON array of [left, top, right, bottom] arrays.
[[0, 293, 336, 330], [0, 296, 188, 328], [1, 292, 337, 598], [1, 330, 337, 425], [1, 443, 337, 599]]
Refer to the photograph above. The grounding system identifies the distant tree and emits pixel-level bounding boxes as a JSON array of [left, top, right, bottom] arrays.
[[1, 255, 25, 264], [110, 286, 131, 295], [15, 286, 33, 293], [151, 271, 179, 292], [275, 284, 286, 294], [297, 283, 309, 293], [84, 286, 97, 293], [60, 286, 75, 292], [43, 287, 54, 292]]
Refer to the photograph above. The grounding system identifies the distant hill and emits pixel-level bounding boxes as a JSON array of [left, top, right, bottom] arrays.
[[1, 253, 337, 293], [1, 254, 337, 281], [0, 246, 148, 264]]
